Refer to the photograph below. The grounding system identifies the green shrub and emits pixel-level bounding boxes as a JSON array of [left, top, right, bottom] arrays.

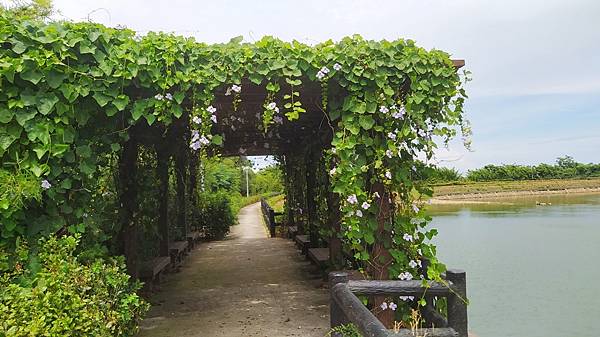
[[196, 191, 236, 240], [0, 235, 148, 337]]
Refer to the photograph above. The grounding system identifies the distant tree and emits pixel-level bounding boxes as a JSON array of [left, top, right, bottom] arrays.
[[0, 0, 53, 20], [556, 155, 576, 169]]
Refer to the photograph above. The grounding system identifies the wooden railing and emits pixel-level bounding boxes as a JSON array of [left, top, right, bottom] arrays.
[[329, 270, 467, 337], [260, 197, 281, 237]]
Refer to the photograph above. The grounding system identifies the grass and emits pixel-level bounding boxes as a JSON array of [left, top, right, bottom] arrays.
[[432, 178, 600, 197]]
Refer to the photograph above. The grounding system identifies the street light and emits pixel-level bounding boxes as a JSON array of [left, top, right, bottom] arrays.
[[242, 166, 251, 197]]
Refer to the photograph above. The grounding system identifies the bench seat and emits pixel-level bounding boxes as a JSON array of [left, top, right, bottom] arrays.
[[287, 226, 298, 239], [308, 248, 330, 269], [295, 234, 311, 255], [169, 240, 189, 266], [140, 256, 171, 290]]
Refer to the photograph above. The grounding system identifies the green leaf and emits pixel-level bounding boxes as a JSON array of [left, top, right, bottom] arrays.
[[38, 94, 59, 115], [212, 134, 223, 145], [131, 100, 146, 121], [112, 94, 129, 111], [20, 69, 43, 84], [93, 92, 111, 107], [15, 109, 37, 126], [110, 143, 121, 152], [47, 70, 68, 89], [0, 106, 13, 123], [248, 73, 263, 85]]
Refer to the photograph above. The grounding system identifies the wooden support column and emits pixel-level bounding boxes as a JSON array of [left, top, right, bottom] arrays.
[[284, 156, 296, 227], [175, 145, 188, 237], [187, 150, 199, 230], [118, 133, 139, 278], [326, 178, 343, 269], [156, 145, 170, 257], [369, 182, 394, 327], [305, 147, 318, 246]]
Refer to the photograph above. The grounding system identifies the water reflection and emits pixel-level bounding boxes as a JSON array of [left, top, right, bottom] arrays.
[[427, 193, 600, 337]]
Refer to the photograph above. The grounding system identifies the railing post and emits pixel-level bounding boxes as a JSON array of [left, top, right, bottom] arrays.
[[447, 269, 468, 337], [269, 209, 276, 237], [329, 271, 349, 336]]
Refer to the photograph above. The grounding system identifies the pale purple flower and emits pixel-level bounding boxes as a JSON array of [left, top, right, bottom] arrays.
[[398, 271, 413, 281], [320, 66, 330, 74], [387, 132, 396, 140], [389, 302, 397, 311], [274, 116, 283, 124], [154, 93, 164, 101], [267, 102, 277, 110], [385, 150, 393, 158], [403, 233, 414, 242], [347, 194, 358, 204], [165, 93, 173, 101], [41, 179, 51, 190], [191, 130, 200, 142], [333, 63, 342, 71], [412, 204, 420, 213], [392, 111, 404, 119], [316, 71, 325, 80], [355, 209, 363, 217], [189, 141, 201, 151], [385, 171, 392, 179], [361, 201, 370, 210], [379, 106, 389, 114], [231, 84, 241, 93], [380, 302, 388, 310], [192, 116, 201, 124], [331, 148, 336, 154], [199, 135, 210, 145], [399, 296, 415, 302], [417, 248, 422, 256], [373, 191, 380, 199], [207, 105, 217, 114], [329, 167, 337, 175], [408, 260, 419, 268], [211, 115, 217, 123]]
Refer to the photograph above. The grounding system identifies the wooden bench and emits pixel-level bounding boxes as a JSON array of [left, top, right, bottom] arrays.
[[295, 235, 311, 255], [169, 241, 189, 267], [308, 247, 330, 269], [186, 231, 201, 251], [287, 226, 298, 239], [140, 256, 171, 290]]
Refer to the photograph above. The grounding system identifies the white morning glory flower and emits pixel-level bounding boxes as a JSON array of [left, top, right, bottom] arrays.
[[199, 136, 210, 145], [380, 302, 388, 310], [403, 233, 414, 242], [373, 191, 380, 199], [379, 106, 389, 114], [191, 130, 200, 142], [41, 179, 51, 190], [165, 93, 173, 101], [207, 105, 217, 113], [392, 111, 404, 119], [231, 84, 241, 93], [154, 94, 164, 101], [389, 302, 397, 311], [267, 102, 277, 110], [189, 141, 201, 151], [385, 150, 393, 158], [398, 271, 413, 281], [331, 148, 336, 154], [387, 132, 396, 140], [400, 296, 415, 301], [412, 204, 420, 213], [361, 202, 370, 210], [192, 116, 202, 124], [211, 115, 217, 123], [385, 171, 392, 179], [316, 71, 325, 80], [408, 260, 419, 268], [320, 66, 330, 74], [355, 209, 363, 217], [329, 167, 336, 175], [333, 63, 342, 71], [347, 194, 358, 204], [417, 249, 423, 256]]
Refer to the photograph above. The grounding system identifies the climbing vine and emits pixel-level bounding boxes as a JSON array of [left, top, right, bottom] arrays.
[[0, 13, 469, 315]]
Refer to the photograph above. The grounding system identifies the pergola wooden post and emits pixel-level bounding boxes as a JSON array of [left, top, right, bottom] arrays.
[[118, 129, 139, 278], [155, 142, 170, 257], [305, 145, 319, 246]]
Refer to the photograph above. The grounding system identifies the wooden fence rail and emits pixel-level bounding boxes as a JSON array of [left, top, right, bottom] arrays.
[[329, 270, 467, 337], [260, 197, 281, 237]]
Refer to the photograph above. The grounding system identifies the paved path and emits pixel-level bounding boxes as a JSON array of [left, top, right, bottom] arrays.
[[138, 203, 330, 337]]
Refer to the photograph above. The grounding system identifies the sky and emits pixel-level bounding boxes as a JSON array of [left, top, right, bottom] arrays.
[[16, 0, 600, 171]]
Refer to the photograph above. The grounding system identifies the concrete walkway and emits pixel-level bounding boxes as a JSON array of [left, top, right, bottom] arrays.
[[138, 203, 330, 337]]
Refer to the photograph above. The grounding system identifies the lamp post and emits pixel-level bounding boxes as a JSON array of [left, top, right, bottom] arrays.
[[243, 166, 251, 197]]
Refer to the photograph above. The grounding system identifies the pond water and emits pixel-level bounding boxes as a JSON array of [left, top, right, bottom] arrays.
[[428, 193, 600, 337]]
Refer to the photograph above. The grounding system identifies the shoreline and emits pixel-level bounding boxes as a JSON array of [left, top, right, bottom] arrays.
[[431, 187, 600, 204]]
